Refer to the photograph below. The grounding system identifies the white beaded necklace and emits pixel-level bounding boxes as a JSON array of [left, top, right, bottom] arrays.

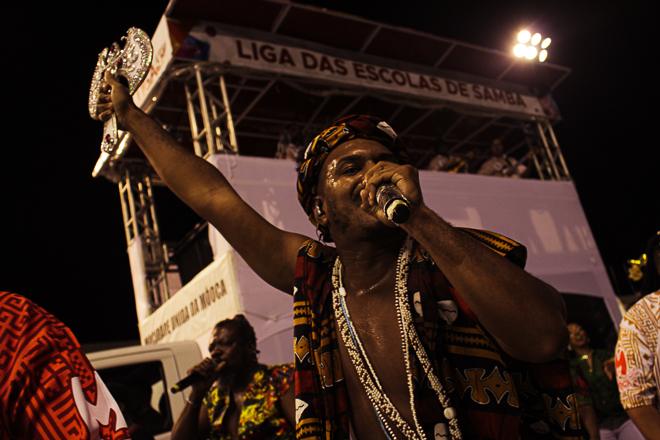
[[331, 236, 462, 440]]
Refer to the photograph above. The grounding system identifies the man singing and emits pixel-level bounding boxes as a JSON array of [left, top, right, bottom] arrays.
[[96, 71, 578, 440], [171, 315, 295, 440]]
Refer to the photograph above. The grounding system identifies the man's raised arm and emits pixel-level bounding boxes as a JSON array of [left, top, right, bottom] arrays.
[[97, 72, 308, 293]]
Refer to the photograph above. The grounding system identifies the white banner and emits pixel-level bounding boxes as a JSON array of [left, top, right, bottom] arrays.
[[138, 251, 242, 345], [134, 15, 174, 107], [185, 26, 545, 117]]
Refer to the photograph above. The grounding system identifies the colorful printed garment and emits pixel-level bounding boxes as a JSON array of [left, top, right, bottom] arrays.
[[616, 291, 660, 410], [569, 349, 627, 421], [292, 229, 582, 440], [0, 291, 131, 440], [204, 363, 295, 440]]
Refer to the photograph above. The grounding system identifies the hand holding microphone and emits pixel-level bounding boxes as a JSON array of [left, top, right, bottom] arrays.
[[171, 358, 225, 393], [362, 161, 420, 225], [376, 183, 411, 224]]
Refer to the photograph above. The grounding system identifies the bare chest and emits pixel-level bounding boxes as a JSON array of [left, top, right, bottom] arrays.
[[334, 284, 419, 439], [222, 390, 244, 440]]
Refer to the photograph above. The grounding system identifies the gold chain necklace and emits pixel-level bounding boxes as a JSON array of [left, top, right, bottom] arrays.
[[332, 236, 462, 440]]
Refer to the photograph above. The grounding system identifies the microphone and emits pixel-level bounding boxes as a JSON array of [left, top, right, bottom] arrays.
[[170, 359, 219, 393], [376, 183, 411, 224]]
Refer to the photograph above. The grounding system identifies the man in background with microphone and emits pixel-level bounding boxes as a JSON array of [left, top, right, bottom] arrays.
[[97, 72, 578, 440], [170, 314, 295, 440]]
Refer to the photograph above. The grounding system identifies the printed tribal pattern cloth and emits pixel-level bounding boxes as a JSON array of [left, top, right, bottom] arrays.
[[0, 291, 131, 440], [616, 290, 660, 410], [203, 363, 295, 440], [292, 229, 582, 440], [296, 114, 410, 241], [568, 348, 628, 421]]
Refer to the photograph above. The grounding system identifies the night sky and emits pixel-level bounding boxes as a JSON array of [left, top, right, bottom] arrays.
[[2, 0, 657, 345]]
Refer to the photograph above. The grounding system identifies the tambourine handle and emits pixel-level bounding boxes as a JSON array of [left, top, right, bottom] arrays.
[[100, 114, 119, 154]]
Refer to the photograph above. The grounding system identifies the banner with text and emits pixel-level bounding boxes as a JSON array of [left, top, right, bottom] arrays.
[[138, 251, 242, 345], [181, 26, 545, 117], [134, 15, 174, 108]]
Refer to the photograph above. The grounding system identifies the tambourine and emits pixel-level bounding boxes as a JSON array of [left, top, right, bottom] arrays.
[[88, 27, 153, 154]]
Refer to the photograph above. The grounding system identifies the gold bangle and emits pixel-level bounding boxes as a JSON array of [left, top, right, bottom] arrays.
[[186, 396, 202, 408]]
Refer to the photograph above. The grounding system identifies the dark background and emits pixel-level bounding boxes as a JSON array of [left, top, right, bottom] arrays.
[[1, 0, 657, 345]]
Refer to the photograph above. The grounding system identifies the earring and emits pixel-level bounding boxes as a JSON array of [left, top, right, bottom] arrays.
[[316, 205, 322, 216]]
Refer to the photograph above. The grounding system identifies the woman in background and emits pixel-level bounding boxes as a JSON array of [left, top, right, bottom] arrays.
[[568, 322, 644, 440]]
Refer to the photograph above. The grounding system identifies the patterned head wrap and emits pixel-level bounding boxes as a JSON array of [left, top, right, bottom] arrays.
[[296, 115, 410, 241]]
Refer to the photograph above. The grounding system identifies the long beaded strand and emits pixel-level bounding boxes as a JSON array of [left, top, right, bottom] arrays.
[[332, 235, 462, 440], [333, 256, 422, 440], [394, 238, 462, 439]]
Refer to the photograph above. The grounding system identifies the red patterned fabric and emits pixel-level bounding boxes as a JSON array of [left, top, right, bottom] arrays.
[[0, 292, 131, 440]]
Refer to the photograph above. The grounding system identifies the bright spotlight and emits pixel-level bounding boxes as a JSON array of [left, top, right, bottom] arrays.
[[513, 29, 551, 62], [525, 46, 538, 60], [518, 30, 531, 43]]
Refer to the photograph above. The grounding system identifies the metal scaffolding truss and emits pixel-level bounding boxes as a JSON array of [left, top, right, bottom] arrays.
[[118, 167, 171, 310], [147, 61, 572, 177], [177, 65, 239, 157], [523, 119, 571, 181]]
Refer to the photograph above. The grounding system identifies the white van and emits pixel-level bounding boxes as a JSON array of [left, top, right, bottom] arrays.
[[88, 341, 203, 440]]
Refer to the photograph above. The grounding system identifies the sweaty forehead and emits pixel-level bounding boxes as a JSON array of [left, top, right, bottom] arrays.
[[322, 139, 396, 169]]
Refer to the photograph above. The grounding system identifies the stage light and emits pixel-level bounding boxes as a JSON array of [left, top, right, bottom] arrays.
[[518, 30, 531, 43], [513, 30, 550, 62], [525, 46, 538, 60]]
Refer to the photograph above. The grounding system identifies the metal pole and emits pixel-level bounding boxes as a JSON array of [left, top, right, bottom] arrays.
[[184, 81, 203, 157], [545, 121, 571, 180], [530, 150, 545, 181], [209, 93, 224, 153], [144, 174, 169, 302], [195, 66, 216, 156], [535, 120, 561, 180], [124, 169, 140, 243], [136, 180, 154, 263], [161, 243, 170, 302], [118, 176, 134, 245], [219, 75, 239, 152]]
